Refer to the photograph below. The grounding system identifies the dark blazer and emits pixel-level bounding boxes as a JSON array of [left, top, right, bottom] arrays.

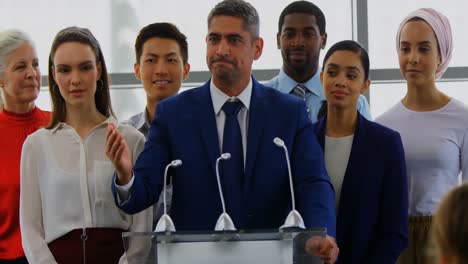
[[313, 113, 408, 264], [113, 77, 336, 235]]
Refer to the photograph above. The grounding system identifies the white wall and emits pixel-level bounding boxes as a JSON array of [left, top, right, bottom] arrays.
[[1, 0, 467, 121]]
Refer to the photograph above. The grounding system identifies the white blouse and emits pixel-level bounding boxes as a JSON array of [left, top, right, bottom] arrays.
[[20, 118, 152, 264], [324, 135, 354, 211]]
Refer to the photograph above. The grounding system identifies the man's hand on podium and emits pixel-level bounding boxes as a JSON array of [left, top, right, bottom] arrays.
[[305, 235, 339, 264], [106, 123, 133, 185]]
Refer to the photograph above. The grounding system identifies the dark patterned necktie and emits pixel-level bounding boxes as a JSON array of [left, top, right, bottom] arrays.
[[221, 100, 244, 223]]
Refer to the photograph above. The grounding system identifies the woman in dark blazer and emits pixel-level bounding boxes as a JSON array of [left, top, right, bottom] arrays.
[[313, 40, 408, 264]]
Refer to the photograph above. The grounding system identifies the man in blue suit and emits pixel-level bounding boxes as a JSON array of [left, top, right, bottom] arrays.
[[106, 0, 338, 262]]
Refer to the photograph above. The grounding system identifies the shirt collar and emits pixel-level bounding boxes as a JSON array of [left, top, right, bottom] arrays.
[[277, 68, 323, 97], [210, 77, 252, 115], [52, 116, 117, 133]]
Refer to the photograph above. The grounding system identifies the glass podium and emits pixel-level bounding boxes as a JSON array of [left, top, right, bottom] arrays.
[[122, 228, 326, 264]]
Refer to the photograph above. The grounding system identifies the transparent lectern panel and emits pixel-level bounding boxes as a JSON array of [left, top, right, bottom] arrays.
[[123, 228, 326, 264]]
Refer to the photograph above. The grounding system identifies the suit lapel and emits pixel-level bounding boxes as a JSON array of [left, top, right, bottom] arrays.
[[195, 81, 220, 175], [245, 79, 266, 190], [337, 113, 367, 237], [316, 114, 367, 242], [339, 113, 366, 206], [314, 116, 327, 149]]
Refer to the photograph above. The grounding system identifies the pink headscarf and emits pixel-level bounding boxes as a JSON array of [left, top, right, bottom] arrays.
[[396, 8, 453, 79]]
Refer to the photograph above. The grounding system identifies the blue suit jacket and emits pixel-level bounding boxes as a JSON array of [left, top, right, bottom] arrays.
[[113, 78, 336, 235], [313, 113, 408, 263]]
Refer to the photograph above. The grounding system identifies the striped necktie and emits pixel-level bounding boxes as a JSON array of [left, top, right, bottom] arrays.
[[290, 84, 307, 99], [290, 84, 310, 118]]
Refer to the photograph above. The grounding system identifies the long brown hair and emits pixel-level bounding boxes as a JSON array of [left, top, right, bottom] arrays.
[[47, 26, 114, 129]]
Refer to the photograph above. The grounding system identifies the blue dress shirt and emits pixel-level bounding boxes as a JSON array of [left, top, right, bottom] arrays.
[[265, 69, 372, 123]]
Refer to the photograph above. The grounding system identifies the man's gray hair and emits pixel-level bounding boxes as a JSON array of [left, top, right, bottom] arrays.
[[207, 0, 260, 39]]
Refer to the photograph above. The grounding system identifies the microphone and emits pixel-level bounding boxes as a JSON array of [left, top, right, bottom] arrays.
[[154, 159, 182, 232], [214, 153, 237, 231], [273, 137, 305, 230]]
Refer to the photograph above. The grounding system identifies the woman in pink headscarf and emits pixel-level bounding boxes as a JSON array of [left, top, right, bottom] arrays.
[[376, 8, 468, 264]]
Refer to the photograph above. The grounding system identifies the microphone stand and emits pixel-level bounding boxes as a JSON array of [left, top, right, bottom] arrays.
[[214, 153, 237, 231], [154, 159, 182, 233], [273, 137, 305, 230]]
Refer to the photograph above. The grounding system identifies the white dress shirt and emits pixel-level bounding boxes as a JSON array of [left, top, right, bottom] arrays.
[[20, 118, 152, 264], [210, 78, 252, 165]]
